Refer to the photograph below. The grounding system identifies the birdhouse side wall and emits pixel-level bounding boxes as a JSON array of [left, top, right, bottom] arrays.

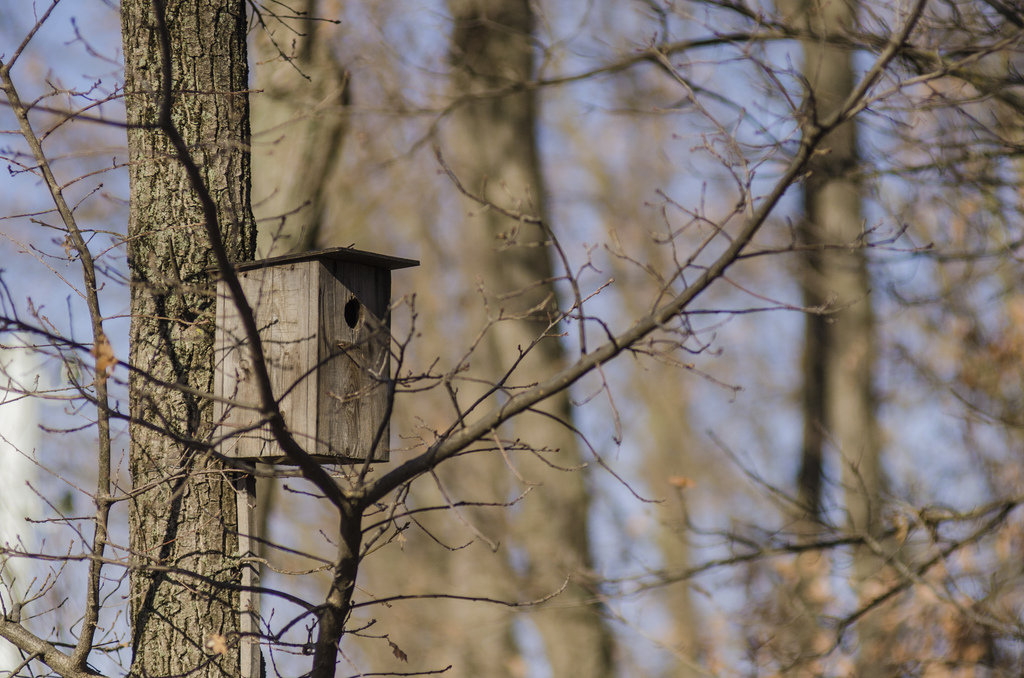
[[316, 260, 391, 462], [214, 262, 319, 460]]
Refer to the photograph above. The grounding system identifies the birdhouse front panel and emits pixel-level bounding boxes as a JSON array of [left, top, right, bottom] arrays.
[[213, 248, 417, 464], [214, 261, 321, 462], [316, 258, 391, 463]]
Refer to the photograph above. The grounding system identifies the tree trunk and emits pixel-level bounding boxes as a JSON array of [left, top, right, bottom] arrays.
[[122, 0, 256, 675], [248, 0, 351, 605], [791, 0, 885, 670], [640, 395, 703, 677], [445, 1, 616, 675], [0, 339, 41, 671], [251, 0, 349, 257]]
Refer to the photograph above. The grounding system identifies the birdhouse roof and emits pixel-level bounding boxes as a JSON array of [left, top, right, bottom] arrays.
[[213, 247, 419, 275]]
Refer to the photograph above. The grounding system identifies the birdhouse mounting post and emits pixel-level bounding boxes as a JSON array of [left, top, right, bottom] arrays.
[[211, 247, 418, 677]]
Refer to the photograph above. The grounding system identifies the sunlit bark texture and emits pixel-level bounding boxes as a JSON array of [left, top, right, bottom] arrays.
[[122, 0, 256, 674], [443, 0, 616, 675]]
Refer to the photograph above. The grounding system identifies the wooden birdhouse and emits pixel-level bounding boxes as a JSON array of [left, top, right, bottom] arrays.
[[212, 247, 418, 464]]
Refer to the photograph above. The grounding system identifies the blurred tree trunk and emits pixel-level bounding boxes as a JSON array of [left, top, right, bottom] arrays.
[[0, 340, 40, 671], [251, 0, 349, 257], [444, 1, 616, 676], [576, 102, 704, 675], [122, 0, 256, 675], [642, 398, 702, 677], [249, 0, 351, 585], [789, 0, 886, 670]]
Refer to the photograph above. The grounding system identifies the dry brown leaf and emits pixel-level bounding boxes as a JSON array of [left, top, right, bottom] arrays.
[[388, 638, 408, 662], [92, 332, 115, 381], [205, 633, 229, 655], [891, 513, 909, 545], [668, 475, 696, 489]]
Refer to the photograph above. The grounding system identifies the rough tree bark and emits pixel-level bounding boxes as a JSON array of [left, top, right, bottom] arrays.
[[122, 0, 256, 674], [445, 1, 616, 675]]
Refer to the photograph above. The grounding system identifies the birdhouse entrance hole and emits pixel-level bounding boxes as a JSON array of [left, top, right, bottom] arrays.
[[344, 297, 361, 329]]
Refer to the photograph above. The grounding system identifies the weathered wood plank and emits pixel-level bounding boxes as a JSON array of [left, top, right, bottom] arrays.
[[215, 255, 401, 463], [318, 261, 391, 462], [235, 474, 261, 678]]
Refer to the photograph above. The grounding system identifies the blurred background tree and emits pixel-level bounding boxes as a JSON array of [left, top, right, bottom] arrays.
[[2, 1, 1024, 676]]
